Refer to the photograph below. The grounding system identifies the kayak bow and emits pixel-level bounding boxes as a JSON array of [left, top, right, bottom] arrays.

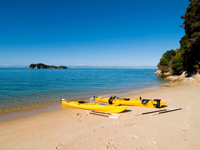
[[61, 100, 127, 113]]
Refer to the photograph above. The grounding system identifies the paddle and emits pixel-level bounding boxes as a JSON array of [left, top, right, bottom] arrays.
[[153, 107, 190, 115], [88, 110, 120, 116], [86, 110, 119, 119], [135, 107, 190, 116], [135, 109, 167, 116]]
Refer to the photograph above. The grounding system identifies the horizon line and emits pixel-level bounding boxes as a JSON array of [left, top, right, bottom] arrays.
[[0, 65, 157, 69]]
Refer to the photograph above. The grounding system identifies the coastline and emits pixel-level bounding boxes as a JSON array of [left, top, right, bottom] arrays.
[[0, 83, 200, 149], [0, 68, 163, 114], [0, 103, 61, 122], [0, 82, 166, 122]]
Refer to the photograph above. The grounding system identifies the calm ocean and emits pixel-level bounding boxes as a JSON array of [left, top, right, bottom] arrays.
[[0, 68, 167, 113]]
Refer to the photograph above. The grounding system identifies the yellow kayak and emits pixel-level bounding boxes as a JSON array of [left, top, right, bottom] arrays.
[[95, 96, 166, 108], [61, 100, 127, 113]]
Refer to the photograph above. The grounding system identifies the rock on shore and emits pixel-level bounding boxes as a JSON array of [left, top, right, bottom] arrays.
[[152, 70, 200, 86], [165, 72, 200, 86]]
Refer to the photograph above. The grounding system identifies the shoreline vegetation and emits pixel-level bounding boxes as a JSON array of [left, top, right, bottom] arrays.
[[29, 63, 67, 69], [155, 0, 200, 89], [157, 0, 200, 76]]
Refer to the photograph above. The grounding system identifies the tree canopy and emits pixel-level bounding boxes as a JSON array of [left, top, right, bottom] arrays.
[[157, 50, 176, 73], [158, 0, 200, 75]]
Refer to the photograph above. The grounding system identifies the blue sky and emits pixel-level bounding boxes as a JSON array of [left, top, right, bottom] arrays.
[[0, 0, 190, 68]]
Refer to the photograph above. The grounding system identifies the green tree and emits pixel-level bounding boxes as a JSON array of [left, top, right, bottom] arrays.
[[180, 0, 200, 73], [171, 51, 184, 75], [157, 49, 176, 73]]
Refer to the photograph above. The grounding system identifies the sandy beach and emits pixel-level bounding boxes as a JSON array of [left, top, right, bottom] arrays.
[[0, 84, 200, 150]]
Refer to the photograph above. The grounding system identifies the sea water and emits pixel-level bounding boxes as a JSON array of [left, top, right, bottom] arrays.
[[0, 68, 167, 113]]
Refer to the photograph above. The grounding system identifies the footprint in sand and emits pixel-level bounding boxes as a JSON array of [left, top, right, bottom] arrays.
[[132, 134, 139, 140], [135, 147, 143, 150], [104, 140, 116, 150], [95, 139, 100, 143], [114, 122, 119, 125], [149, 138, 156, 145], [107, 140, 114, 144], [183, 137, 188, 141], [56, 143, 64, 150], [105, 145, 116, 150], [182, 127, 190, 131]]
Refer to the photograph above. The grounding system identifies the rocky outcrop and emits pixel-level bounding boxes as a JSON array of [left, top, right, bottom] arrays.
[[144, 70, 172, 76], [153, 70, 172, 76], [164, 72, 200, 86], [29, 63, 67, 69], [193, 73, 200, 82], [155, 70, 162, 75]]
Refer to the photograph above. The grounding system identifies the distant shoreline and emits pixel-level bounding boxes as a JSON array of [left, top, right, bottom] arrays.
[[0, 66, 157, 69], [29, 63, 67, 69]]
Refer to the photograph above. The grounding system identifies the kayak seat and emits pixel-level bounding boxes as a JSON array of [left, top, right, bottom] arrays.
[[108, 97, 114, 104], [78, 101, 87, 104], [141, 99, 150, 104], [153, 99, 161, 108], [123, 98, 130, 101]]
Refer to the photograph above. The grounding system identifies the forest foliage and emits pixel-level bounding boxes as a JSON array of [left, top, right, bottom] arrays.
[[158, 0, 200, 75]]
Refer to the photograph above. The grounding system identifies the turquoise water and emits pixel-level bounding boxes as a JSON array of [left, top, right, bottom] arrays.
[[0, 68, 167, 113]]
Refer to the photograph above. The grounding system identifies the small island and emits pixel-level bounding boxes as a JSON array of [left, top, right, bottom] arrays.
[[29, 63, 67, 69]]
